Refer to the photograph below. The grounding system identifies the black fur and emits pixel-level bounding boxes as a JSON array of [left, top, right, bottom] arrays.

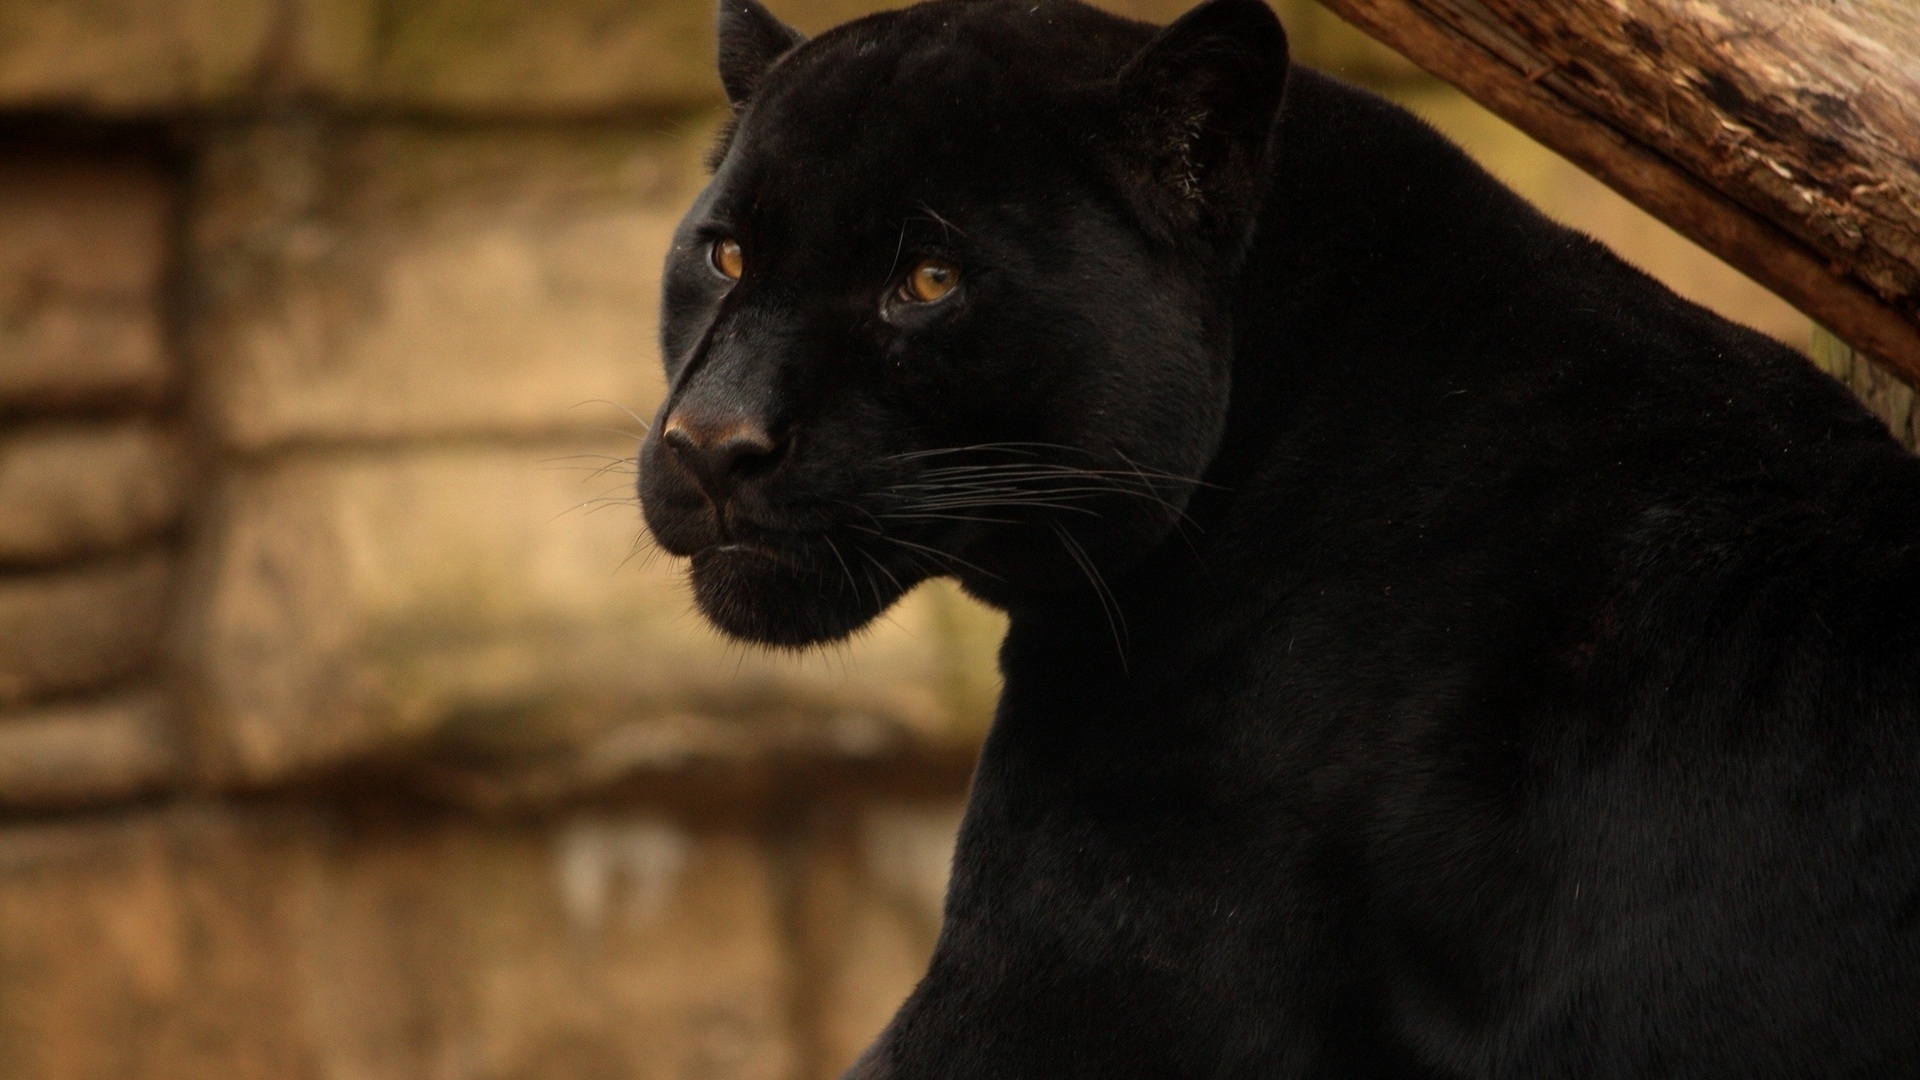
[[638, 0, 1920, 1073], [717, 0, 808, 108]]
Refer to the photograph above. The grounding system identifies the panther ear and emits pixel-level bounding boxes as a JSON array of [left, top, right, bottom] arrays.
[[717, 0, 807, 108], [1111, 0, 1289, 249]]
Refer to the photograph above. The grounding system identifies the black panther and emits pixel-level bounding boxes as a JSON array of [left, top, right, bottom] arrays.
[[636, 0, 1920, 1073]]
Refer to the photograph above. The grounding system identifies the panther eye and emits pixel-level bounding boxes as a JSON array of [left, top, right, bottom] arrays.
[[900, 258, 960, 303], [710, 237, 744, 280]]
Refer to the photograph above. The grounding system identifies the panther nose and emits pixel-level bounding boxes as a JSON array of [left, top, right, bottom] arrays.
[[661, 416, 781, 508]]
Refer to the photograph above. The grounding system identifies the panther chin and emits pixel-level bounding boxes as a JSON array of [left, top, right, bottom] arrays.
[[686, 541, 918, 649]]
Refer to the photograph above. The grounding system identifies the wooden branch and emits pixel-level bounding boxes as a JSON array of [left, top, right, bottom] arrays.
[[1315, 0, 1920, 389]]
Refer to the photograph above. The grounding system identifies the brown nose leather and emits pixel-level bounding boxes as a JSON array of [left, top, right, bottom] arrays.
[[661, 417, 779, 508]]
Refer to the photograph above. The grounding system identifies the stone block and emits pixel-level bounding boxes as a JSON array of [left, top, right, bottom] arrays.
[[308, 0, 1109, 111], [305, 810, 795, 1080], [0, 553, 172, 706], [179, 442, 1003, 785], [0, 690, 177, 807], [0, 802, 795, 1079], [795, 799, 963, 1079], [299, 0, 757, 111], [0, 421, 189, 565], [0, 0, 1317, 118], [0, 160, 172, 407], [297, 0, 1212, 111], [0, 807, 316, 1079], [190, 120, 711, 448], [0, 0, 274, 111]]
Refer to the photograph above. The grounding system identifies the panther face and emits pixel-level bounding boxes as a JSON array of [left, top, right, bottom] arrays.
[[638, 0, 1287, 646]]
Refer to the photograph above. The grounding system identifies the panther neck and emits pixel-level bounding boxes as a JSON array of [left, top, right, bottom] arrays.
[[998, 67, 1578, 689]]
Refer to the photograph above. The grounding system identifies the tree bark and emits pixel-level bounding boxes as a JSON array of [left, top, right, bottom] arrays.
[[1315, 0, 1920, 389]]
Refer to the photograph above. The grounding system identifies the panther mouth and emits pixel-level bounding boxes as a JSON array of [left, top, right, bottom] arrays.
[[683, 528, 923, 648], [690, 540, 798, 572]]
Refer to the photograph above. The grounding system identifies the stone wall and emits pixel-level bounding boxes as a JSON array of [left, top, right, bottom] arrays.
[[0, 2, 1021, 1074], [0, 2, 1896, 1079], [0, 143, 182, 810]]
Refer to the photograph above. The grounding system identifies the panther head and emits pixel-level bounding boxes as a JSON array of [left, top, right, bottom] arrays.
[[638, 0, 1289, 646]]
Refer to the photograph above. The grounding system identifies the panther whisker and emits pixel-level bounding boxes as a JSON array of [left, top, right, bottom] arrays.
[[907, 485, 1168, 510], [1053, 522, 1128, 671], [857, 544, 909, 598], [571, 399, 654, 436], [903, 497, 1104, 518], [580, 497, 644, 516], [906, 467, 1210, 495], [910, 480, 1178, 501], [848, 524, 1003, 581], [906, 465, 1205, 499], [541, 455, 641, 485], [821, 534, 862, 602], [921, 457, 1190, 474], [916, 203, 968, 240], [1114, 447, 1210, 550], [916, 461, 1202, 482], [552, 487, 642, 522], [890, 444, 1222, 484], [898, 476, 1163, 493], [885, 441, 1052, 461], [876, 510, 1024, 525], [886, 482, 1166, 511], [614, 528, 662, 575]]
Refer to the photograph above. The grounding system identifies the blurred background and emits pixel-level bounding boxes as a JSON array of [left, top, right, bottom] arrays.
[[0, 0, 1909, 1077]]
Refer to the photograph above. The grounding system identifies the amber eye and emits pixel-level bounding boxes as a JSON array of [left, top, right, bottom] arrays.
[[710, 237, 744, 280], [900, 258, 960, 303]]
